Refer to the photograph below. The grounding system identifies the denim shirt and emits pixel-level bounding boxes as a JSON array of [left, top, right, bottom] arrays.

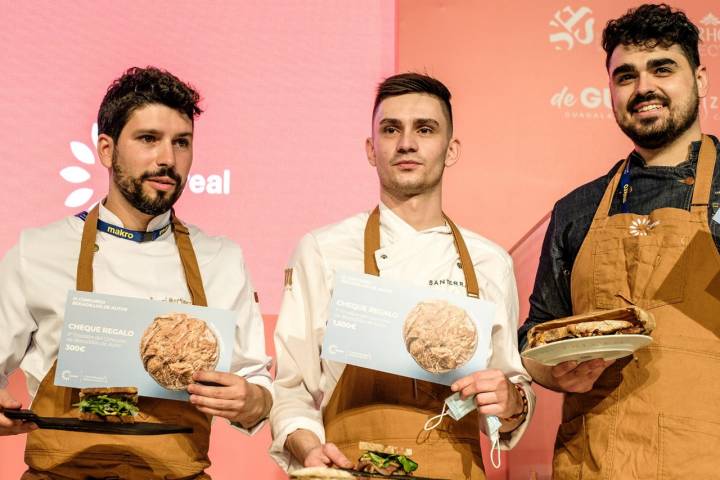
[[519, 136, 720, 350]]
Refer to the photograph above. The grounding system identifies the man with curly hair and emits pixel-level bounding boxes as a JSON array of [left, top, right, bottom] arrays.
[[520, 4, 720, 478], [0, 67, 272, 479]]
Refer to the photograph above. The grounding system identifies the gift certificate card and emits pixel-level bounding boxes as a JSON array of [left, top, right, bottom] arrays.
[[321, 270, 496, 385], [55, 290, 236, 401]]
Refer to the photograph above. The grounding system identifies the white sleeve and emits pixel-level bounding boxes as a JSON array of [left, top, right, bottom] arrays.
[[269, 233, 330, 471], [226, 242, 273, 435], [486, 259, 535, 450], [0, 243, 36, 389]]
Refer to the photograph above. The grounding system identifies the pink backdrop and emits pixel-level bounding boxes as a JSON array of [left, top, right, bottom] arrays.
[[3, 1, 720, 479], [1, 1, 393, 478]]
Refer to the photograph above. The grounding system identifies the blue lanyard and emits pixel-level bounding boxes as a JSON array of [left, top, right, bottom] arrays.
[[620, 161, 632, 214], [75, 211, 171, 243]]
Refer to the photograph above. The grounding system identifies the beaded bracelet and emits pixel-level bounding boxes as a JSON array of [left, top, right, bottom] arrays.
[[500, 382, 528, 422]]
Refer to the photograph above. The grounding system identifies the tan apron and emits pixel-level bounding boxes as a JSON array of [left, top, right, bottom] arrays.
[[553, 135, 720, 479], [323, 207, 487, 480], [23, 205, 213, 480]]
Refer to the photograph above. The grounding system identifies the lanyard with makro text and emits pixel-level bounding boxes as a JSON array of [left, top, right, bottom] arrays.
[[75, 211, 171, 243]]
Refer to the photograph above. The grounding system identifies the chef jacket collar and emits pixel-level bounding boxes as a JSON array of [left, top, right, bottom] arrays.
[[378, 202, 452, 244], [98, 201, 173, 233]]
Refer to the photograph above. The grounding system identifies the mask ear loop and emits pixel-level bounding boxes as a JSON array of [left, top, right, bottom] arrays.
[[490, 437, 501, 469], [423, 403, 449, 431]]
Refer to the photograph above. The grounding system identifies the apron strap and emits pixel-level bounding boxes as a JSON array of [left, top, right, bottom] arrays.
[[76, 204, 208, 307], [592, 159, 626, 223], [76, 205, 99, 293], [363, 206, 382, 276], [363, 205, 480, 298], [171, 213, 208, 307], [690, 134, 717, 210]]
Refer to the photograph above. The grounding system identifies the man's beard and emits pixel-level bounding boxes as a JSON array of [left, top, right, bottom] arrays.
[[111, 151, 184, 216], [616, 87, 699, 150]]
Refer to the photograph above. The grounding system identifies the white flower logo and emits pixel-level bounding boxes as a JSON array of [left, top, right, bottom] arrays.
[[629, 217, 660, 237], [61, 123, 99, 208], [701, 13, 720, 26]]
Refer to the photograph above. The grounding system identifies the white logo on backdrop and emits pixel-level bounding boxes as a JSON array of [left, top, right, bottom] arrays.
[[701, 13, 720, 26], [61, 123, 100, 208], [549, 6, 594, 50], [700, 13, 720, 58], [61, 123, 232, 209], [550, 85, 614, 120]]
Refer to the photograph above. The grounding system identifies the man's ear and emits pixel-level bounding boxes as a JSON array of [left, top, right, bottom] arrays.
[[97, 134, 114, 169], [365, 137, 377, 167], [696, 64, 709, 98], [444, 138, 460, 167]]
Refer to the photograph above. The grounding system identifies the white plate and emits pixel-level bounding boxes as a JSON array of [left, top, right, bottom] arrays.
[[521, 335, 653, 366]]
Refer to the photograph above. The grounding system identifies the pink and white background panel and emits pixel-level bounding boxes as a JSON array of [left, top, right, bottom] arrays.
[[3, 1, 720, 479]]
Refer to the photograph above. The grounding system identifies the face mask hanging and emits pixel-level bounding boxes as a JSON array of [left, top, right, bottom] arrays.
[[423, 392, 502, 469]]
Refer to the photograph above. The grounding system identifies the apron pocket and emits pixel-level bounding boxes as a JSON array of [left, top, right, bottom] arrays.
[[552, 415, 585, 480], [593, 234, 689, 309], [658, 413, 720, 479]]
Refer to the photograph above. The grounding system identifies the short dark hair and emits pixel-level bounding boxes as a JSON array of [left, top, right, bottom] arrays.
[[98, 66, 203, 142], [602, 3, 701, 70], [373, 73, 453, 133]]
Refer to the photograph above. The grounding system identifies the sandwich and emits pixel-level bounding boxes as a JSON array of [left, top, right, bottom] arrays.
[[357, 441, 418, 476], [75, 387, 139, 423], [525, 306, 655, 349], [289, 467, 354, 479]]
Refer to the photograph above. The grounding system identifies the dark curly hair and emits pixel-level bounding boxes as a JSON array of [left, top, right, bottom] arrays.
[[602, 3, 700, 70], [98, 66, 203, 142], [373, 73, 453, 134]]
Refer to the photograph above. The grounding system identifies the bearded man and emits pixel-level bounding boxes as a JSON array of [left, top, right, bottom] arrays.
[[519, 4, 720, 478], [0, 66, 272, 479]]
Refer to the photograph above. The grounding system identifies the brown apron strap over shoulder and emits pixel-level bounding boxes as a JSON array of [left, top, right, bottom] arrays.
[[75, 205, 99, 293], [363, 205, 480, 297], [690, 134, 717, 210], [592, 135, 717, 222], [171, 211, 208, 307]]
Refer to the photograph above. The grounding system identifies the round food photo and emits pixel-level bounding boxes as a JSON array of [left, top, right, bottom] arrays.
[[402, 300, 477, 374], [139, 313, 220, 390]]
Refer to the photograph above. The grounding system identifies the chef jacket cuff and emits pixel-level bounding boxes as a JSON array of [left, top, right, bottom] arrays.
[[269, 417, 326, 472]]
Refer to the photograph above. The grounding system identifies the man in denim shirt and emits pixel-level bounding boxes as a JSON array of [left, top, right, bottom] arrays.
[[520, 4, 720, 478]]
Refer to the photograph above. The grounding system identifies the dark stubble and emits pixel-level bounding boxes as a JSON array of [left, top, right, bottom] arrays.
[[111, 149, 185, 216], [616, 84, 699, 149]]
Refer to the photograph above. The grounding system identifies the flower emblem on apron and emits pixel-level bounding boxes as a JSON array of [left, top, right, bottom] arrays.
[[629, 216, 660, 236]]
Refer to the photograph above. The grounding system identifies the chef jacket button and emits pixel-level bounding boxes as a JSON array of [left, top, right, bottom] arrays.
[[457, 262, 462, 268], [380, 254, 388, 260], [93, 244, 99, 253]]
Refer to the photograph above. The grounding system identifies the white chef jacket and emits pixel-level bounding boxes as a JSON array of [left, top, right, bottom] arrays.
[[0, 204, 272, 433], [270, 204, 535, 470]]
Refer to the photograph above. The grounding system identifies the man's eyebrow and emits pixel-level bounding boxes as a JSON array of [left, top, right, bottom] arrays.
[[647, 57, 678, 70], [414, 118, 440, 127], [611, 64, 637, 78], [174, 132, 193, 138], [379, 118, 402, 126]]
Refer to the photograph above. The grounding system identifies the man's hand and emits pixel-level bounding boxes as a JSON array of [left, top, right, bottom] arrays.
[[550, 359, 615, 393], [187, 371, 271, 428], [0, 388, 37, 435], [522, 357, 614, 393], [303, 443, 353, 468], [286, 429, 353, 469], [451, 369, 523, 418]]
